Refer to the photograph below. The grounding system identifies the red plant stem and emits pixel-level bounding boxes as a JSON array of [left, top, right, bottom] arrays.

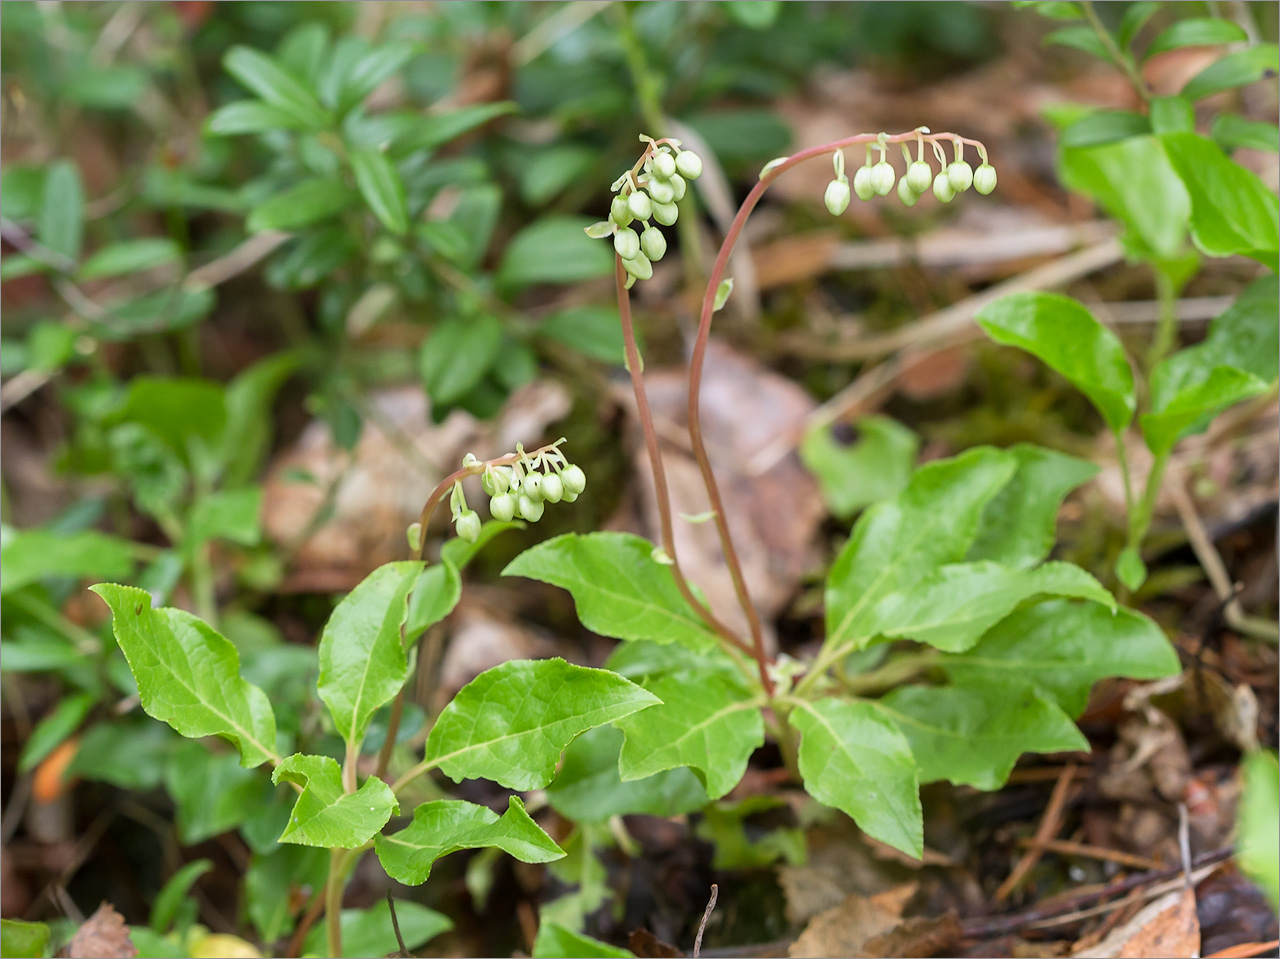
[[614, 256, 759, 666], [687, 130, 981, 689]]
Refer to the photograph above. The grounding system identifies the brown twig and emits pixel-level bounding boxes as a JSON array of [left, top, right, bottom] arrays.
[[1014, 837, 1161, 871], [386, 892, 410, 958], [286, 889, 326, 958], [995, 761, 1078, 902], [694, 884, 719, 958]]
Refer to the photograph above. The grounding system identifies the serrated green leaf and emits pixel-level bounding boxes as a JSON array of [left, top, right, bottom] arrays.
[[91, 584, 278, 766], [272, 753, 397, 848], [546, 725, 709, 823], [78, 238, 181, 280], [788, 698, 922, 859], [825, 447, 1017, 655], [941, 599, 1180, 717], [17, 692, 93, 773], [375, 796, 563, 885], [424, 658, 659, 790], [1160, 133, 1280, 266], [38, 160, 83, 262], [503, 532, 718, 651], [977, 292, 1136, 432], [968, 444, 1099, 568], [865, 561, 1114, 653], [616, 669, 763, 800], [498, 216, 615, 287], [222, 46, 329, 129], [1238, 750, 1280, 912], [1, 919, 50, 959], [205, 99, 314, 135], [304, 899, 452, 959], [879, 682, 1087, 789], [800, 416, 919, 519], [1142, 365, 1268, 456], [420, 315, 502, 406], [350, 149, 409, 235], [247, 179, 356, 232], [1144, 17, 1248, 59], [1, 527, 135, 595], [532, 923, 635, 959], [1182, 44, 1279, 100], [317, 561, 423, 749]]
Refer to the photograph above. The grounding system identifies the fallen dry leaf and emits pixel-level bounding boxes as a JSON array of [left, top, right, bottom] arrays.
[[788, 892, 903, 959], [1071, 887, 1199, 959], [862, 912, 963, 958], [67, 902, 137, 959]]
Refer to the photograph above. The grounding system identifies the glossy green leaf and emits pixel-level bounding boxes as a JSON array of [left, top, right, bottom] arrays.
[[498, 216, 615, 287], [1182, 44, 1280, 100], [1190, 276, 1278, 384], [1059, 110, 1150, 148], [338, 43, 418, 113], [1144, 17, 1247, 58], [404, 560, 462, 638], [272, 754, 397, 848], [1161, 133, 1280, 266], [800, 416, 919, 519], [247, 179, 356, 232], [866, 561, 1114, 653], [879, 682, 1087, 789], [1, 165, 44, 221], [542, 825, 611, 931], [1149, 96, 1196, 135], [1142, 366, 1268, 456], [420, 315, 502, 406], [722, 0, 782, 29], [1, 527, 135, 595], [91, 584, 278, 766], [350, 149, 409, 235], [17, 692, 93, 773], [376, 796, 563, 885], [538, 306, 629, 364], [977, 292, 1136, 432], [1238, 750, 1279, 912], [941, 599, 1180, 717], [424, 658, 659, 790], [165, 743, 267, 843], [78, 239, 181, 280], [222, 350, 304, 487], [205, 100, 314, 135], [968, 443, 1098, 568], [1211, 114, 1279, 154], [615, 669, 763, 800], [825, 447, 1017, 655], [1, 919, 50, 959], [1044, 25, 1111, 59], [1059, 136, 1189, 260], [188, 487, 262, 547], [532, 923, 635, 959], [245, 846, 327, 943], [149, 859, 213, 934], [37, 160, 84, 262], [789, 698, 922, 859], [304, 900, 452, 959], [504, 532, 718, 651], [1117, 2, 1161, 48], [546, 725, 709, 823], [317, 561, 423, 749], [398, 101, 518, 153], [222, 46, 329, 129]]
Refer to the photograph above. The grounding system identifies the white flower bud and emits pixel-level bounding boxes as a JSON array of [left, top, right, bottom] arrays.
[[626, 191, 652, 221], [870, 161, 895, 196], [541, 472, 564, 503], [561, 490, 578, 503], [824, 178, 851, 216], [623, 251, 653, 279], [456, 510, 481, 542], [610, 195, 633, 226], [518, 493, 544, 522], [522, 472, 543, 500], [932, 171, 956, 203], [651, 200, 678, 226], [973, 163, 997, 195], [613, 227, 641, 260], [641, 226, 667, 261], [906, 161, 932, 194], [675, 151, 703, 179], [668, 173, 686, 201], [647, 177, 675, 204], [482, 466, 508, 496], [947, 161, 973, 192], [852, 165, 876, 201], [652, 152, 677, 179], [561, 464, 587, 495], [490, 492, 516, 522], [897, 176, 919, 207]]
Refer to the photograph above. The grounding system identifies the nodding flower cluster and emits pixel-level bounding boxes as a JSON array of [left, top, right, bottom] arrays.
[[583, 135, 704, 287], [824, 128, 997, 214], [445, 442, 586, 542]]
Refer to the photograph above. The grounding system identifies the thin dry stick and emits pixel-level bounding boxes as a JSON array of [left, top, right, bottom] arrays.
[[694, 884, 719, 959], [995, 761, 1078, 902], [1014, 837, 1161, 872], [387, 892, 411, 959], [1023, 861, 1221, 931], [286, 890, 326, 959]]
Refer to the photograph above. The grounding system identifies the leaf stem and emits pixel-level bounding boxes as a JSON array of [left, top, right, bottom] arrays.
[[1145, 266, 1178, 371], [324, 848, 349, 959], [1080, 0, 1150, 100]]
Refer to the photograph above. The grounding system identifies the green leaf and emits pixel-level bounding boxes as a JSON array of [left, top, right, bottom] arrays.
[[38, 160, 84, 262], [977, 292, 1136, 432], [968, 443, 1099, 568], [78, 239, 181, 280], [879, 682, 1087, 790], [1144, 17, 1248, 58], [542, 826, 611, 931], [222, 47, 329, 129], [503, 532, 718, 652], [423, 658, 660, 790], [165, 743, 268, 843], [941, 599, 1181, 717], [498, 216, 615, 288], [245, 846, 327, 943], [91, 584, 278, 766], [1, 527, 135, 595], [1117, 1, 1161, 48], [865, 561, 1114, 653], [272, 753, 398, 848], [1059, 110, 1150, 148], [1142, 365, 1268, 456], [1238, 750, 1280, 912], [800, 416, 919, 519], [1182, 44, 1280, 100], [118, 376, 227, 465], [375, 795, 563, 885], [538, 306, 629, 364], [1059, 136, 1189, 260], [317, 561, 423, 749], [1, 165, 44, 221], [338, 43, 419, 113], [695, 795, 805, 869], [444, 184, 502, 270], [69, 718, 177, 791], [1045, 25, 1112, 59], [149, 859, 213, 934], [188, 487, 263, 547], [247, 179, 356, 232], [1211, 114, 1279, 154], [546, 725, 709, 823], [1161, 132, 1280, 266], [616, 669, 763, 800], [304, 900, 452, 959], [17, 692, 93, 773], [1, 919, 48, 959], [399, 101, 518, 153], [222, 350, 304, 487], [789, 698, 922, 859], [1149, 96, 1196, 136], [206, 99, 315, 135], [350, 149, 409, 235], [420, 315, 503, 406], [533, 923, 635, 959], [404, 561, 462, 638], [825, 447, 1017, 654], [520, 145, 597, 205], [1013, 1, 1082, 21], [721, 0, 781, 29], [1189, 276, 1278, 384]]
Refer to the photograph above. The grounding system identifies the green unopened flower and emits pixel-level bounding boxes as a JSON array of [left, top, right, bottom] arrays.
[[947, 160, 973, 192], [824, 178, 851, 216], [613, 227, 641, 260], [456, 509, 481, 542], [561, 464, 587, 495], [897, 176, 920, 207], [870, 161, 896, 196], [518, 493, 544, 522], [675, 151, 703, 179], [610, 195, 633, 226], [641, 226, 667, 261], [932, 171, 955, 203], [906, 160, 932, 194], [669, 173, 687, 201], [489, 492, 516, 522], [652, 152, 677, 179], [522, 472, 543, 500], [973, 163, 997, 195], [647, 177, 676, 204], [852, 165, 876, 201], [623, 251, 654, 279], [651, 200, 678, 226], [481, 466, 508, 496], [541, 472, 564, 503], [627, 191, 653, 221]]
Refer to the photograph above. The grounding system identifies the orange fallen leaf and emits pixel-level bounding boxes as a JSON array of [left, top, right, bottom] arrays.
[[33, 736, 80, 804], [1205, 941, 1280, 959]]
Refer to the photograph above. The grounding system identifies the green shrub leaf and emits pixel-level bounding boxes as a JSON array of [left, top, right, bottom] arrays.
[[350, 149, 409, 235], [532, 923, 635, 959], [424, 658, 659, 790], [375, 796, 563, 885], [420, 315, 503, 406], [1182, 44, 1280, 100], [1, 527, 135, 595], [1, 919, 50, 959], [1144, 17, 1247, 58], [1142, 366, 1268, 457], [206, 100, 314, 135], [800, 416, 919, 519], [272, 753, 397, 848], [498, 216, 615, 287], [78, 238, 181, 280], [222, 46, 329, 129], [38, 160, 84, 262], [247, 179, 356, 232], [1238, 750, 1280, 912], [304, 900, 451, 959]]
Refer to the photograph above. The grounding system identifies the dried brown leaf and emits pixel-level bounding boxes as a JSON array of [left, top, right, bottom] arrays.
[[67, 902, 137, 959]]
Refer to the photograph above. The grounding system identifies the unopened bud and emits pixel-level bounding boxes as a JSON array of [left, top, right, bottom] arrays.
[[641, 226, 667, 261], [652, 152, 677, 179], [870, 161, 895, 196], [613, 227, 640, 260], [897, 176, 919, 207], [647, 177, 675, 204], [932, 171, 956, 203], [623, 251, 653, 279], [490, 492, 516, 523], [522, 472, 543, 500], [824, 178, 851, 216], [947, 161, 973, 192], [456, 510, 481, 543], [906, 161, 932, 194], [610, 195, 633, 226], [541, 472, 564, 503], [651, 200, 679, 226], [668, 173, 687, 201], [853, 165, 876, 201], [675, 151, 703, 179], [626, 191, 652, 221], [973, 163, 997, 195], [518, 493, 544, 522], [561, 464, 587, 495]]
